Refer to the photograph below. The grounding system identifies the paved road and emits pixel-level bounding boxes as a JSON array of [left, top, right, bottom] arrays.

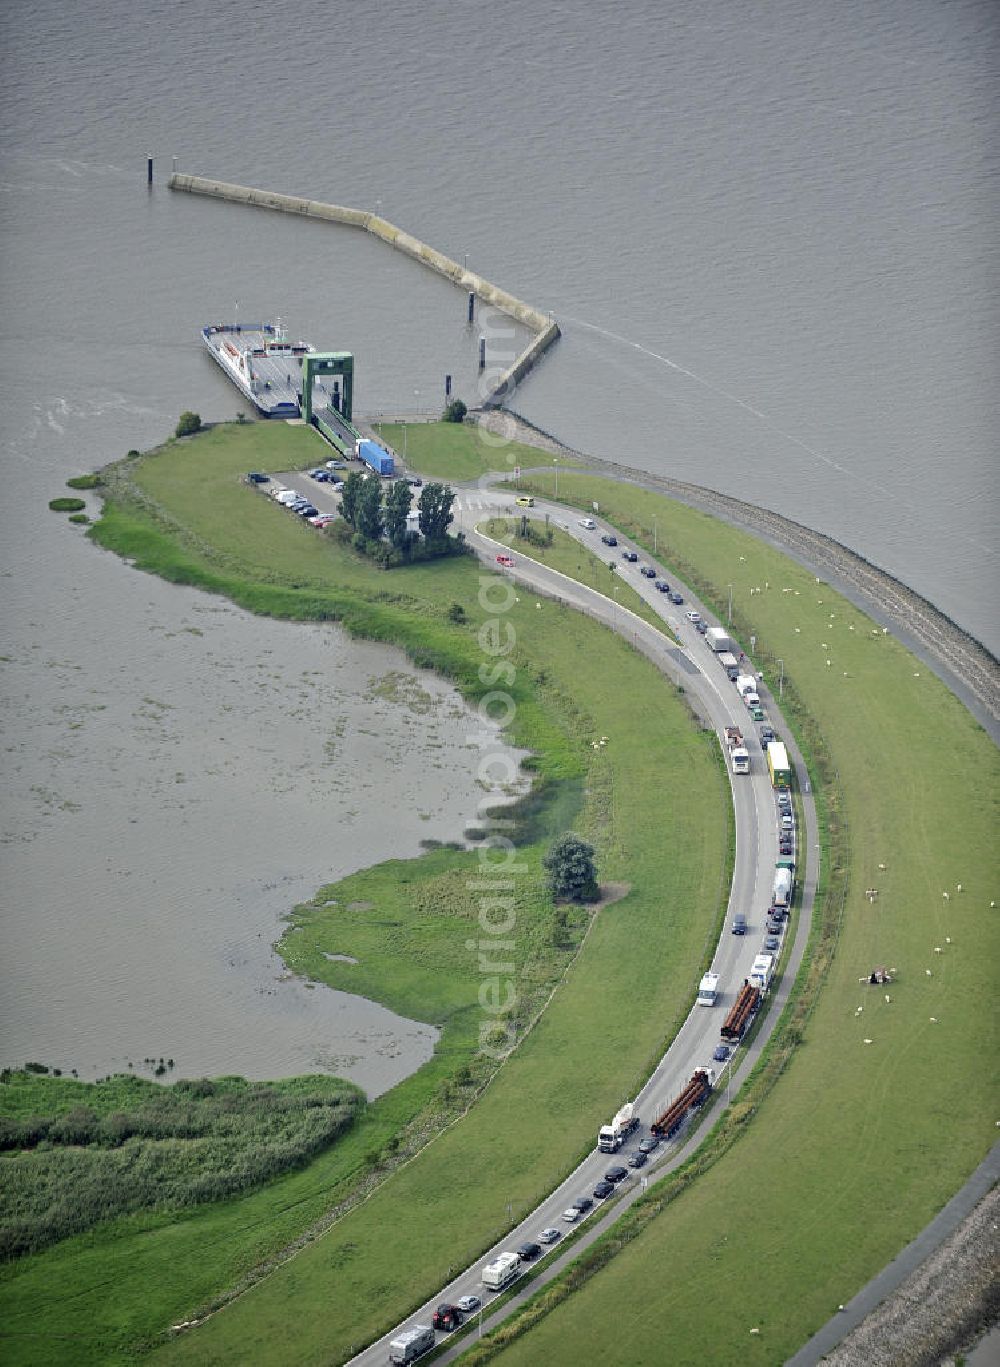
[[260, 471, 818, 1364]]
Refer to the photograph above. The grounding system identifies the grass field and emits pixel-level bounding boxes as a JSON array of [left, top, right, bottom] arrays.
[[455, 469, 1000, 1366], [0, 422, 729, 1365], [372, 420, 578, 483]]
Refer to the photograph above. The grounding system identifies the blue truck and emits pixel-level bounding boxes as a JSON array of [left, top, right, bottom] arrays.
[[356, 438, 395, 476]]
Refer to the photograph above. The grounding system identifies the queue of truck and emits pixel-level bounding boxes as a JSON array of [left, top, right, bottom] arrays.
[[386, 530, 806, 1365]]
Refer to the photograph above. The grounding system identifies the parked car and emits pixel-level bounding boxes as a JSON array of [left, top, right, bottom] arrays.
[[331, 480, 345, 492], [516, 1242, 542, 1261], [296, 504, 319, 518], [432, 1304, 463, 1332], [572, 1196, 593, 1213], [695, 620, 708, 634], [668, 590, 684, 604], [593, 1180, 614, 1199], [621, 550, 638, 563], [627, 1150, 648, 1168], [562, 1207, 582, 1222], [308, 514, 336, 527], [779, 840, 794, 857], [537, 1227, 561, 1244], [325, 459, 347, 470], [604, 1165, 628, 1184], [275, 490, 301, 505], [247, 471, 270, 484], [712, 1044, 732, 1063], [685, 610, 702, 623], [654, 580, 670, 592], [515, 495, 534, 506], [640, 565, 656, 578], [406, 476, 423, 487], [456, 1295, 481, 1313], [767, 917, 785, 937], [780, 814, 794, 831], [601, 533, 618, 546], [309, 468, 329, 481], [764, 934, 781, 952]]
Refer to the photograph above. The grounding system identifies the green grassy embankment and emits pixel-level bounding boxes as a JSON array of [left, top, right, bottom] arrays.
[[463, 467, 1000, 1366], [0, 421, 729, 1366], [373, 421, 563, 483]]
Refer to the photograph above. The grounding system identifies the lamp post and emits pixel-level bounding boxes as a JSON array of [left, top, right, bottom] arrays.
[[727, 583, 733, 625], [777, 658, 784, 698], [653, 514, 657, 555], [553, 458, 558, 498]]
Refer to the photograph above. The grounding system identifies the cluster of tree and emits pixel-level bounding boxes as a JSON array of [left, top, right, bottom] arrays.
[[0, 1073, 363, 1260], [175, 411, 202, 438], [443, 399, 467, 423], [338, 474, 464, 566]]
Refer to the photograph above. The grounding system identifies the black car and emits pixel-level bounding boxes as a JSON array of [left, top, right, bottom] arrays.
[[764, 934, 781, 952], [604, 1165, 628, 1183], [712, 1044, 732, 1063], [516, 1241, 542, 1261], [572, 1195, 593, 1213], [621, 549, 638, 563], [432, 1303, 463, 1332], [767, 919, 784, 937], [638, 1135, 659, 1154], [406, 476, 423, 487], [593, 1180, 614, 1199], [695, 620, 708, 633], [601, 533, 618, 546], [654, 580, 670, 593], [297, 504, 320, 518], [247, 471, 270, 484], [640, 565, 656, 578], [627, 1150, 647, 1168], [309, 468, 330, 481], [668, 590, 684, 604]]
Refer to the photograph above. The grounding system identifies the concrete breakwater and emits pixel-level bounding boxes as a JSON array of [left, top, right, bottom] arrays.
[[169, 172, 559, 406]]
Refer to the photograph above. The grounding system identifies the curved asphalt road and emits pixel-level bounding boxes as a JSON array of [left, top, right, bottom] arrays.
[[321, 484, 821, 1366]]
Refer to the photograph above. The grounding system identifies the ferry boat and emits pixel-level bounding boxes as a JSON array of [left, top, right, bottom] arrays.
[[201, 321, 314, 418]]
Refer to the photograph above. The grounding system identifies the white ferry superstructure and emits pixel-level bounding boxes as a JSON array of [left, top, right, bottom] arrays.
[[201, 321, 314, 418]]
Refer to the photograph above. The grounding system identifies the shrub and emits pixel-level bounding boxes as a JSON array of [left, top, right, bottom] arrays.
[[66, 474, 101, 490], [175, 411, 202, 438], [443, 399, 468, 423], [68, 513, 89, 524], [48, 498, 86, 513]]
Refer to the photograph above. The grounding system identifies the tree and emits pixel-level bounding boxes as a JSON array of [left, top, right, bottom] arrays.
[[339, 471, 365, 528], [175, 411, 201, 437], [356, 478, 384, 542], [543, 833, 599, 903], [418, 482, 456, 542], [443, 399, 467, 423], [384, 479, 413, 550]]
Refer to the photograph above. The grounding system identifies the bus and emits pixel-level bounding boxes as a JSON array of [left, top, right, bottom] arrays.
[[767, 740, 792, 788]]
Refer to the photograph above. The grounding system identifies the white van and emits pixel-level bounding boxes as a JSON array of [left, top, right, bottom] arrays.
[[482, 1250, 521, 1290], [388, 1325, 435, 1364]]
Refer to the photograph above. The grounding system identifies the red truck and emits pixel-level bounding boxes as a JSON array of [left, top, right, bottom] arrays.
[[720, 981, 761, 1042]]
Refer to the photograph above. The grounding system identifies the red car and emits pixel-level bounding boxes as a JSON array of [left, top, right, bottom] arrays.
[[496, 554, 514, 568]]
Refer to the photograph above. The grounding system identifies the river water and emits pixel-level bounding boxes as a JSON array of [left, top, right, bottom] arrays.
[[0, 0, 996, 1085]]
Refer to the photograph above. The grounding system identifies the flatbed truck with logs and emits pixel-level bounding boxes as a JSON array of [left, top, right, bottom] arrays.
[[650, 1067, 715, 1139], [720, 981, 761, 1042]]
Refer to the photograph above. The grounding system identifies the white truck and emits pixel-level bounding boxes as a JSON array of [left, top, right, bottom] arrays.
[[388, 1325, 436, 1364], [735, 672, 757, 697], [697, 972, 720, 1006], [750, 953, 774, 991], [718, 650, 740, 680], [723, 726, 750, 775], [705, 626, 733, 652], [482, 1251, 522, 1291], [772, 866, 792, 908], [598, 1101, 639, 1152]]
